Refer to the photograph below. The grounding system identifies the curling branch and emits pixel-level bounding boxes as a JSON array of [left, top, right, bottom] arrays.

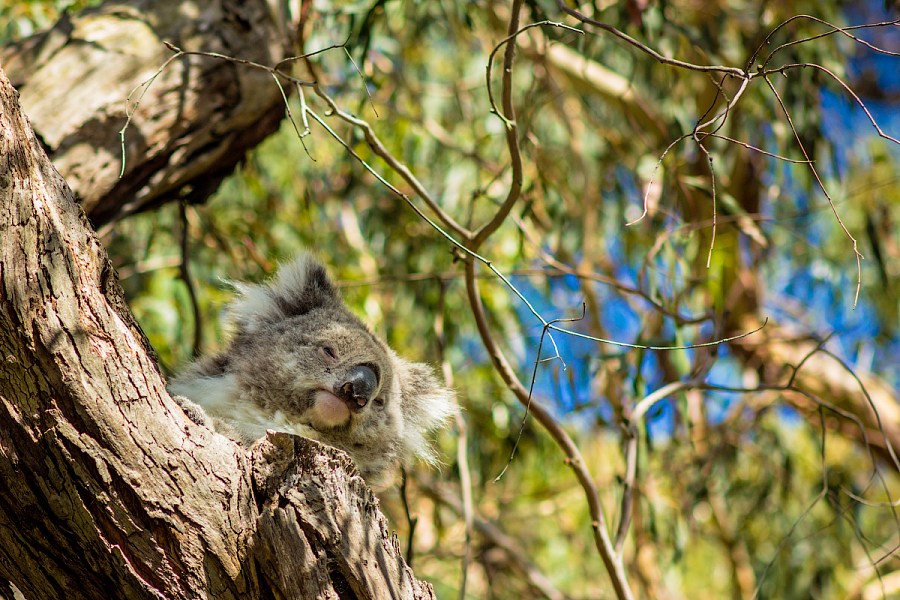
[[464, 258, 634, 600]]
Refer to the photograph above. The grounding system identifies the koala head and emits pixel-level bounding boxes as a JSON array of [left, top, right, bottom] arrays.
[[169, 255, 455, 487]]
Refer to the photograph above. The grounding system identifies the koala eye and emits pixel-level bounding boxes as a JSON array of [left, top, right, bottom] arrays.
[[373, 397, 385, 408], [321, 346, 338, 361]]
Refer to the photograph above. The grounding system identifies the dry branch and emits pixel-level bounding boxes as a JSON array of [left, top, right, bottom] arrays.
[[732, 318, 900, 464], [1, 0, 297, 228]]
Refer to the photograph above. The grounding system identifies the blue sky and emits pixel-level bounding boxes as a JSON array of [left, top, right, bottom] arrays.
[[504, 4, 900, 438]]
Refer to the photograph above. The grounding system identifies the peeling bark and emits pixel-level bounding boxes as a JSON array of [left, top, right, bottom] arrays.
[[0, 64, 434, 600], [1, 0, 296, 228]]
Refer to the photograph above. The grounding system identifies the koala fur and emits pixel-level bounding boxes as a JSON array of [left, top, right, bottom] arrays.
[[169, 255, 455, 487]]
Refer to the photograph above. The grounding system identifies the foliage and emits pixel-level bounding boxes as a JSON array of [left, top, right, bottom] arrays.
[[11, 0, 900, 598]]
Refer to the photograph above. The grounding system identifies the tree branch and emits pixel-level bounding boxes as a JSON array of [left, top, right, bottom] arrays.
[[463, 258, 634, 600], [0, 64, 435, 600]]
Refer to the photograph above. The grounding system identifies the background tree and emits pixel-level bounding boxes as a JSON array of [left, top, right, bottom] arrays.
[[2, 0, 898, 598]]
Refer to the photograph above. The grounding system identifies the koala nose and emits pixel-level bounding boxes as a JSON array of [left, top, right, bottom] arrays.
[[336, 365, 378, 409]]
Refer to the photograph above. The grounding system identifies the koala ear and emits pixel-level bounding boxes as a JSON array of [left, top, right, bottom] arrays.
[[228, 254, 341, 334], [396, 358, 456, 465]]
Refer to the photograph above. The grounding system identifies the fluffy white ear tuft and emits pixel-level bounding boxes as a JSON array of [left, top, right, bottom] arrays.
[[227, 281, 281, 334], [226, 254, 340, 334]]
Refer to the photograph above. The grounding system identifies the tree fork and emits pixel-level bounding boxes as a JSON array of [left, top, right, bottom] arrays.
[[0, 66, 432, 600]]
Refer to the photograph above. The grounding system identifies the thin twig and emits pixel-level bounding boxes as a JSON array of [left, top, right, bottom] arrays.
[[706, 133, 813, 163], [399, 469, 419, 567], [694, 76, 751, 134], [752, 15, 900, 71], [343, 46, 379, 118], [434, 281, 474, 600], [547, 319, 767, 351], [557, 1, 747, 77], [472, 0, 526, 248], [614, 429, 638, 555], [178, 202, 202, 358], [118, 40, 327, 175], [310, 88, 473, 240], [764, 76, 864, 307], [160, 42, 318, 87], [763, 62, 900, 146], [495, 308, 584, 483], [307, 103, 757, 351], [417, 478, 569, 600], [625, 134, 690, 226], [119, 51, 185, 176], [695, 142, 717, 269], [464, 258, 634, 600]]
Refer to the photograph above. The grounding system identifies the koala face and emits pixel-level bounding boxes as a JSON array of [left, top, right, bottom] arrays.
[[169, 255, 455, 487], [227, 314, 415, 481]]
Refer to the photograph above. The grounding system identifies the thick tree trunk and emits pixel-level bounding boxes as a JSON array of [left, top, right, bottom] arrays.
[[0, 66, 433, 600], [1, 0, 296, 228]]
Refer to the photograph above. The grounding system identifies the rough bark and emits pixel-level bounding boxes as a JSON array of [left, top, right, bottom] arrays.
[[0, 66, 433, 600], [1, 0, 296, 228]]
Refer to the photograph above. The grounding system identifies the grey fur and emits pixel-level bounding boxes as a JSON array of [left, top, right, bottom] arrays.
[[169, 255, 455, 487]]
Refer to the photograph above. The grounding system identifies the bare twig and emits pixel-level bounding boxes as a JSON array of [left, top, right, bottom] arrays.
[[495, 308, 584, 483], [625, 134, 690, 226], [434, 281, 474, 600], [548, 319, 767, 350], [310, 88, 473, 240], [417, 478, 570, 600], [764, 76, 864, 307], [614, 429, 638, 556], [177, 202, 202, 358], [472, 0, 526, 248], [763, 62, 900, 146], [695, 76, 751, 134], [557, 1, 747, 77], [751, 15, 900, 70], [398, 469, 419, 567], [694, 140, 718, 268], [706, 133, 813, 163], [464, 258, 634, 600], [119, 50, 185, 176], [118, 40, 329, 175]]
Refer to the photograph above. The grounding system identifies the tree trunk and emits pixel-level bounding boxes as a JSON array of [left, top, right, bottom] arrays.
[[0, 65, 433, 600], [1, 0, 296, 228]]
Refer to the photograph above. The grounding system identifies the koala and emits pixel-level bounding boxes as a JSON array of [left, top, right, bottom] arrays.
[[169, 255, 455, 488]]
